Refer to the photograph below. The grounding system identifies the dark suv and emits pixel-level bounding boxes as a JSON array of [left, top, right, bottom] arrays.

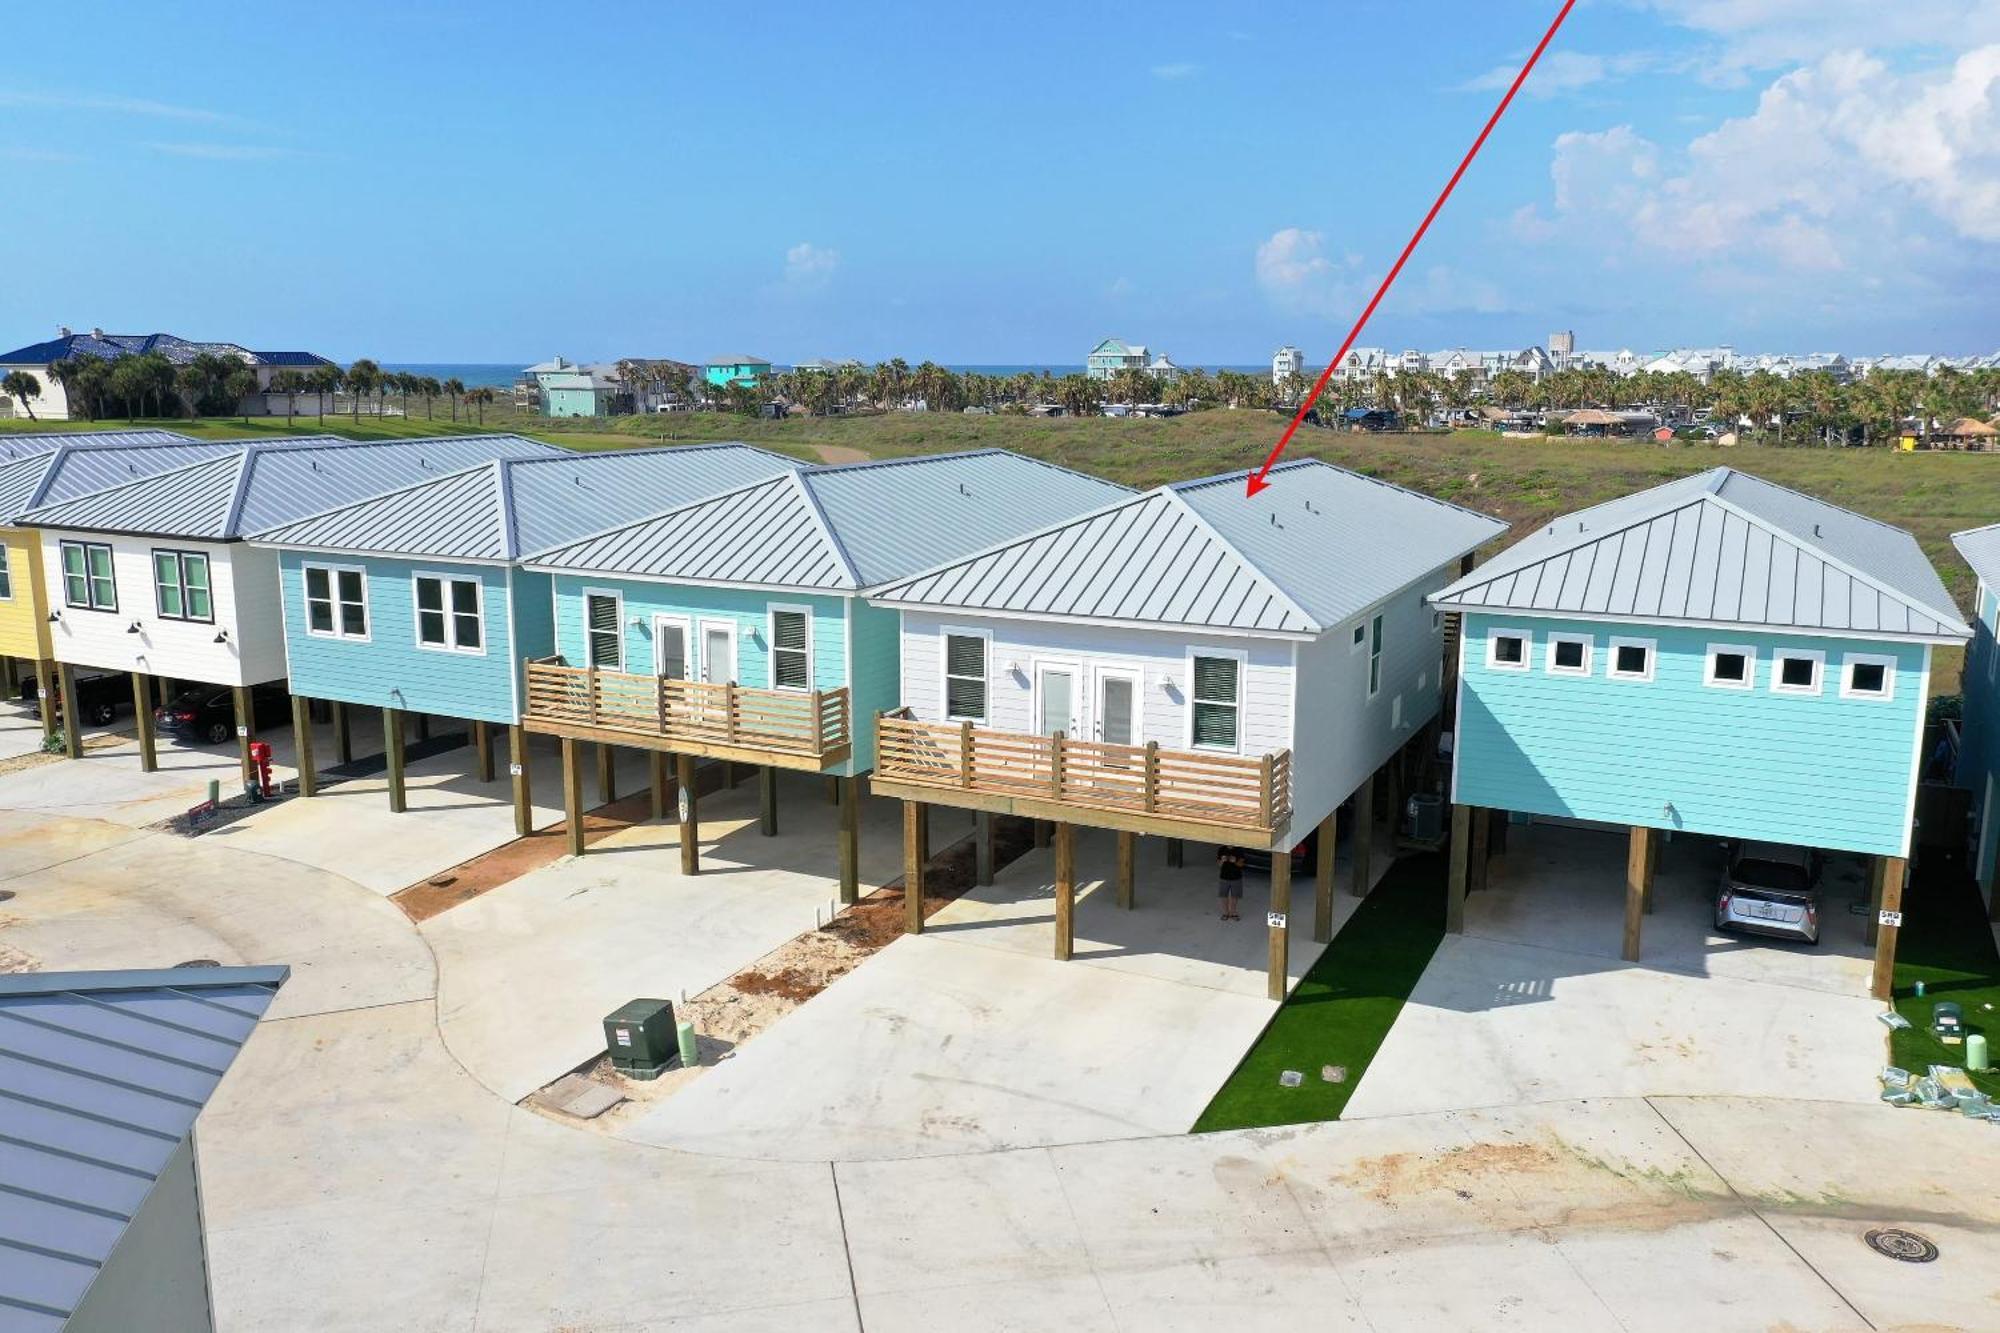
[[20, 670, 127, 728], [156, 682, 291, 746]]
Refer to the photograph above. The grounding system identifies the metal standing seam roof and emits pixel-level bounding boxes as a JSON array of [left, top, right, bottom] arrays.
[[0, 440, 246, 522], [245, 444, 805, 562], [0, 965, 287, 1332], [522, 449, 1136, 591], [1950, 522, 2000, 591], [18, 434, 569, 540], [1431, 467, 1970, 641], [0, 429, 197, 464], [869, 458, 1508, 635]]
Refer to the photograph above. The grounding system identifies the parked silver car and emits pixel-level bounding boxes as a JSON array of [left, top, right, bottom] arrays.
[[1715, 841, 1822, 944]]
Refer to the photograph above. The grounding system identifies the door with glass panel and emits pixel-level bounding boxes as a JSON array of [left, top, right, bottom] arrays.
[[697, 621, 736, 732], [1093, 667, 1139, 746]]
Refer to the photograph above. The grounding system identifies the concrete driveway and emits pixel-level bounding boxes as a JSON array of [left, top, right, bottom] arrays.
[[1345, 822, 1884, 1118]]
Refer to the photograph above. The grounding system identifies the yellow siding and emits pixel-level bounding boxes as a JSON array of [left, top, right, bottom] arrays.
[[0, 526, 52, 659]]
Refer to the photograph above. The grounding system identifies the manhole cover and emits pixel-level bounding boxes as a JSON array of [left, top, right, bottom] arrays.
[[174, 958, 222, 969], [1864, 1228, 1939, 1263]]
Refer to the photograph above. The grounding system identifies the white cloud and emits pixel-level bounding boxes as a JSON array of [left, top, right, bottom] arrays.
[[782, 241, 840, 288], [0, 89, 228, 122], [1254, 228, 1362, 317], [1150, 62, 1199, 80], [146, 142, 292, 161], [1460, 49, 1661, 98], [1631, 0, 2000, 75]]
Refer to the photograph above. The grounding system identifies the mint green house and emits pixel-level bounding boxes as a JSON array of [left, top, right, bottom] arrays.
[[518, 450, 1131, 889], [1432, 468, 1968, 993], [541, 370, 615, 417], [703, 356, 772, 389]]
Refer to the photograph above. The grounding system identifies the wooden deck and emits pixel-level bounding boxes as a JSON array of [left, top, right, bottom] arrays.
[[521, 659, 851, 771], [871, 713, 1292, 846]]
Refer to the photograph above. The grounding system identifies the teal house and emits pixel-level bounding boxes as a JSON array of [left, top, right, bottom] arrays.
[[1949, 523, 2000, 915], [246, 444, 801, 824], [541, 370, 616, 417], [703, 356, 772, 389], [1431, 468, 1968, 992], [518, 450, 1131, 888]]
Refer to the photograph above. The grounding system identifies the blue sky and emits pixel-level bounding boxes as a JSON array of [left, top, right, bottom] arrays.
[[3, 0, 1996, 364]]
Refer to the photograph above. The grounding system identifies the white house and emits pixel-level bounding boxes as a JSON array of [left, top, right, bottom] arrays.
[[1271, 346, 1308, 386], [866, 458, 1506, 999], [0, 328, 334, 420]]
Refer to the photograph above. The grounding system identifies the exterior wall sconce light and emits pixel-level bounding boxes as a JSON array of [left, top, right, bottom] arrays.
[[213, 629, 229, 644], [126, 621, 142, 634]]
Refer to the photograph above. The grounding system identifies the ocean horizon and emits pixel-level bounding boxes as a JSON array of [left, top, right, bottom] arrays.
[[383, 361, 1276, 389]]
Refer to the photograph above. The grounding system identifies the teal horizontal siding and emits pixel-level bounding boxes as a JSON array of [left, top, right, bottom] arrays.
[[550, 576, 847, 693], [278, 551, 518, 724], [1455, 612, 1926, 856], [844, 596, 902, 774]]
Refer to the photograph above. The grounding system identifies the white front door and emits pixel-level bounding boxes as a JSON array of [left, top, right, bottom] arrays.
[[700, 622, 736, 684], [1093, 666, 1140, 746], [653, 616, 690, 679], [1035, 664, 1078, 737]]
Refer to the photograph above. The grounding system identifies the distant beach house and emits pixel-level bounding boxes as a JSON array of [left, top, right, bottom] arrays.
[[1271, 345, 1307, 386], [0, 328, 334, 419], [1085, 338, 1148, 380], [704, 357, 773, 389], [540, 369, 621, 418]]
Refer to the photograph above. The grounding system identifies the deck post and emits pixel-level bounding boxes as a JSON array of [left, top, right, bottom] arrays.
[[676, 752, 700, 876], [508, 725, 532, 836], [473, 720, 493, 783], [1870, 856, 1907, 1001], [595, 741, 616, 804], [974, 811, 995, 886], [1267, 850, 1292, 1001], [1623, 825, 1654, 962], [1469, 807, 1491, 895], [827, 775, 841, 804], [0, 656, 12, 698], [1865, 857, 1885, 946], [1642, 823, 1659, 914], [1034, 820, 1051, 848], [838, 774, 860, 905], [332, 700, 352, 765], [231, 685, 254, 787], [1447, 804, 1472, 934], [903, 800, 926, 935], [759, 765, 778, 836], [1053, 821, 1076, 961], [1383, 747, 1404, 849], [289, 693, 315, 797], [415, 712, 431, 742], [56, 663, 82, 758], [650, 751, 669, 820], [383, 706, 407, 813], [132, 673, 157, 773], [1116, 830, 1136, 910], [1165, 838, 1184, 869], [34, 659, 56, 741], [1314, 810, 1337, 942], [561, 737, 585, 856], [1351, 777, 1375, 897]]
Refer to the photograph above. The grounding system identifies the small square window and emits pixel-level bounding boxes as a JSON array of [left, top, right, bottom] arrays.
[[1607, 637, 1655, 682], [1351, 624, 1366, 650], [1712, 653, 1746, 681], [1546, 633, 1591, 676], [1487, 630, 1529, 670], [1840, 654, 1895, 700], [1772, 650, 1824, 695], [1704, 643, 1755, 689]]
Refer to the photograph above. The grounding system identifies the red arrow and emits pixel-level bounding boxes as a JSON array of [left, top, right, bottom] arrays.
[[1245, 0, 1577, 497]]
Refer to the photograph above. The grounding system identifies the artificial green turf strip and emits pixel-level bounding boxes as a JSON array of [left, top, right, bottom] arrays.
[[1890, 858, 2000, 1099], [1192, 851, 1446, 1132]]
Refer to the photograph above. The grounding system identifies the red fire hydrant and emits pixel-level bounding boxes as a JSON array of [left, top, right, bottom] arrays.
[[247, 740, 275, 801]]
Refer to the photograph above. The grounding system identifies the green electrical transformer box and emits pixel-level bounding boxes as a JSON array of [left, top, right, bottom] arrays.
[[604, 998, 677, 1078]]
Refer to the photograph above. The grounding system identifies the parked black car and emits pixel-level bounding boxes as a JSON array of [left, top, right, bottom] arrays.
[[20, 670, 128, 728], [1237, 819, 1332, 877], [155, 682, 291, 746]]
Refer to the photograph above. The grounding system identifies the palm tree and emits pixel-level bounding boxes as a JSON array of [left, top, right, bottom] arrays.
[[269, 370, 301, 428], [345, 359, 381, 422], [307, 365, 342, 423], [1055, 374, 1103, 418], [468, 386, 495, 425], [2, 371, 42, 420], [443, 377, 465, 422]]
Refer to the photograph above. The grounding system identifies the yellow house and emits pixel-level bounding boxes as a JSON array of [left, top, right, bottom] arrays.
[[0, 431, 220, 723]]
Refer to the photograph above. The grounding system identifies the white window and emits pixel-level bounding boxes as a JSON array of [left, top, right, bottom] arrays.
[[1366, 614, 1385, 699], [152, 550, 212, 623], [1190, 653, 1241, 751], [768, 606, 811, 690], [1840, 653, 1897, 700], [304, 564, 367, 639], [414, 574, 483, 653], [1704, 643, 1756, 690], [583, 591, 622, 669], [1606, 636, 1656, 682], [1350, 623, 1366, 652], [1545, 632, 1592, 677], [1771, 648, 1824, 696], [1485, 627, 1530, 671], [0, 545, 11, 601], [60, 540, 116, 611], [943, 631, 988, 722]]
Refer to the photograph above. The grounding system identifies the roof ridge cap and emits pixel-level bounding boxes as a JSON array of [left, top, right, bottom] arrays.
[[791, 471, 864, 589], [865, 486, 1167, 597], [241, 457, 500, 542], [518, 468, 797, 565], [1160, 488, 1322, 633], [1703, 491, 1966, 631]]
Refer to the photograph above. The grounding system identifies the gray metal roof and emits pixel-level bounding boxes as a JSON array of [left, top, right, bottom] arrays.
[[870, 459, 1506, 634], [1433, 467, 1969, 641], [525, 450, 1135, 591], [1951, 523, 2000, 592], [0, 966, 286, 1332], [246, 443, 802, 562], [0, 440, 245, 522], [0, 429, 196, 464], [19, 434, 567, 540]]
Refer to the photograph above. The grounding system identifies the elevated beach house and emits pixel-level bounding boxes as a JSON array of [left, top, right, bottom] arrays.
[[246, 444, 802, 823], [16, 434, 561, 779], [0, 430, 217, 726], [1948, 522, 2000, 917], [518, 450, 1133, 894], [1431, 468, 1969, 998], [865, 459, 1507, 998]]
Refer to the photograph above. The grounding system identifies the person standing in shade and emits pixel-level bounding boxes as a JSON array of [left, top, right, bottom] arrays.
[[1217, 846, 1245, 921]]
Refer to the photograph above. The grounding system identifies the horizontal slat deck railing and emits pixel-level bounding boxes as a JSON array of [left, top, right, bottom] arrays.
[[524, 658, 850, 759], [875, 714, 1291, 836]]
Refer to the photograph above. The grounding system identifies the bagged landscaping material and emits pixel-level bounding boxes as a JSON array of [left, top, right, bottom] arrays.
[[1878, 1010, 1912, 1030], [1880, 1066, 1912, 1092]]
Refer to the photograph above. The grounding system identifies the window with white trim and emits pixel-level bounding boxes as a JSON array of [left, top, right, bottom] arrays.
[[943, 632, 988, 721], [1606, 636, 1655, 682], [1366, 614, 1384, 699], [1350, 623, 1366, 651], [1840, 653, 1896, 700], [1546, 632, 1592, 676], [152, 549, 213, 623], [1486, 628, 1529, 671], [1191, 654, 1240, 750], [60, 540, 116, 611], [304, 564, 367, 638], [0, 545, 11, 600], [1704, 643, 1755, 690], [1772, 648, 1823, 696], [583, 592, 621, 669], [769, 608, 811, 690], [415, 574, 482, 652]]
